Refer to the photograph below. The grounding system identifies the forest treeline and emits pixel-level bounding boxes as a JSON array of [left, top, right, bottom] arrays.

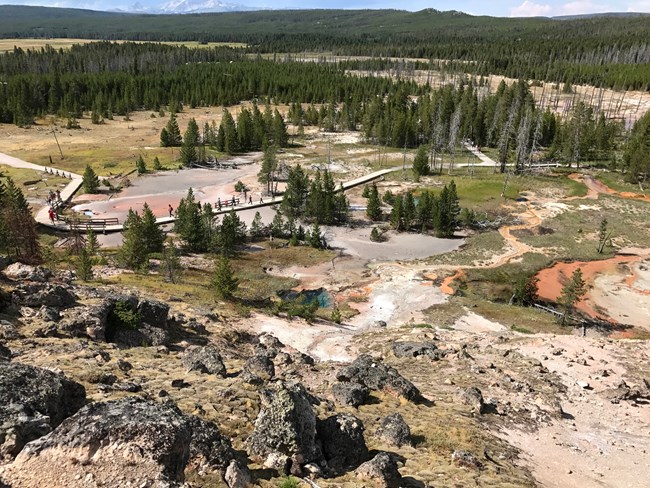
[[1, 6, 649, 89]]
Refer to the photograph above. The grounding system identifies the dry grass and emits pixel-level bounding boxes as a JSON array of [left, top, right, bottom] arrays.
[[0, 38, 246, 53]]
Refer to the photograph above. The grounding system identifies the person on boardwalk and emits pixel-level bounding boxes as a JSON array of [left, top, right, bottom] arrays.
[[248, 195, 253, 204], [48, 208, 55, 224], [260, 195, 264, 204], [168, 204, 174, 218], [56, 190, 62, 202], [231, 195, 236, 206]]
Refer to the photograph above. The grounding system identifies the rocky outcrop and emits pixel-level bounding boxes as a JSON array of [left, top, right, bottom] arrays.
[[242, 353, 275, 383], [331, 381, 370, 407], [0, 320, 21, 340], [186, 415, 242, 475], [247, 382, 321, 474], [2, 263, 51, 282], [12, 283, 76, 309], [182, 345, 227, 377], [56, 295, 172, 347], [0, 397, 243, 487], [460, 387, 485, 414], [355, 451, 402, 487], [393, 341, 444, 360], [317, 414, 368, 473], [0, 362, 86, 461], [336, 354, 421, 402], [0, 343, 11, 361], [375, 413, 411, 447]]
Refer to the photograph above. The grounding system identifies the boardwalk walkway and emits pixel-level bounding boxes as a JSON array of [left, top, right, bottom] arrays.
[[1, 151, 404, 234]]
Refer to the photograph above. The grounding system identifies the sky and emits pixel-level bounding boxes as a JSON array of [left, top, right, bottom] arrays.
[[4, 0, 650, 16]]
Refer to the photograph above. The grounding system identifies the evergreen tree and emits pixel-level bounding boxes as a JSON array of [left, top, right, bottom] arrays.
[[174, 188, 207, 252], [163, 113, 182, 147], [141, 203, 164, 253], [366, 183, 381, 222], [211, 253, 239, 301], [250, 211, 265, 239], [402, 191, 416, 229], [136, 155, 147, 174], [558, 268, 587, 325], [75, 248, 93, 281], [160, 127, 170, 147], [282, 164, 310, 220], [218, 209, 246, 255], [309, 221, 323, 249], [180, 117, 200, 166], [221, 109, 239, 154], [86, 228, 100, 256], [0, 178, 41, 263], [271, 212, 285, 238], [390, 195, 404, 231], [82, 165, 100, 194], [153, 156, 162, 170], [412, 144, 430, 181], [119, 209, 148, 270], [161, 239, 182, 284], [272, 109, 289, 147], [258, 144, 277, 194]]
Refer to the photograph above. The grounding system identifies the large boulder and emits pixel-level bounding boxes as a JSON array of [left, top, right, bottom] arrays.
[[247, 382, 321, 472], [355, 452, 402, 487], [460, 387, 485, 414], [182, 345, 227, 377], [0, 343, 11, 361], [331, 382, 369, 407], [375, 413, 411, 448], [392, 341, 443, 360], [0, 362, 86, 461], [2, 263, 51, 282], [316, 414, 368, 473], [0, 397, 243, 487], [137, 299, 170, 329], [12, 283, 76, 309], [57, 295, 171, 347], [336, 354, 421, 402], [242, 354, 275, 383], [0, 320, 21, 340]]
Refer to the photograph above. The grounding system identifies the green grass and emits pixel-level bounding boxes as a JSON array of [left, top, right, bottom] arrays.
[[596, 171, 647, 194]]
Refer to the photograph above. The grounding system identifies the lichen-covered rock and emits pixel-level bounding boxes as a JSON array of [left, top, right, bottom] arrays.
[[2, 263, 52, 282], [0, 362, 86, 461], [186, 415, 240, 474], [317, 414, 368, 473], [336, 354, 421, 402], [138, 299, 170, 329], [0, 342, 11, 361], [452, 449, 482, 468], [0, 397, 243, 487], [243, 354, 275, 382], [355, 451, 402, 487], [460, 387, 485, 414], [111, 322, 170, 347], [392, 341, 443, 360], [182, 345, 227, 377], [12, 283, 76, 309], [247, 382, 321, 469], [375, 413, 411, 447], [0, 320, 21, 340], [332, 382, 370, 407]]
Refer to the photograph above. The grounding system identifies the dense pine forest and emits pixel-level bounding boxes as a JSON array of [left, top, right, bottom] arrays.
[[0, 6, 649, 89]]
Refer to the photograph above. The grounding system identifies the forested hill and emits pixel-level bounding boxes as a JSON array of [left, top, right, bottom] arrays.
[[1, 5, 648, 42], [0, 6, 649, 90]]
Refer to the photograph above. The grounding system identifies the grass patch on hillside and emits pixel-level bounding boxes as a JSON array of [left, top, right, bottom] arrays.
[[427, 230, 505, 266], [0, 164, 69, 202], [517, 195, 650, 258], [596, 171, 648, 194]]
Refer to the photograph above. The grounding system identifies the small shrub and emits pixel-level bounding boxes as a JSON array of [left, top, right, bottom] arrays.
[[331, 307, 342, 324], [278, 477, 299, 488]]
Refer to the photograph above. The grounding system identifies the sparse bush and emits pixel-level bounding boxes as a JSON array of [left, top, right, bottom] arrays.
[[278, 477, 299, 488]]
